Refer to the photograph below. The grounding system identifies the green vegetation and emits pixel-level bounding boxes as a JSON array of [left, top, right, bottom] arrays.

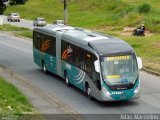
[[0, 24, 29, 31], [4, 0, 160, 32], [138, 3, 151, 13], [0, 24, 32, 38], [121, 35, 160, 73], [0, 76, 35, 114], [16, 31, 32, 38]]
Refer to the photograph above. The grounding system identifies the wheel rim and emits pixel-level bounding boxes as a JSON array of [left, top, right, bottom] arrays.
[[66, 76, 69, 84], [43, 64, 46, 72], [87, 87, 91, 96]]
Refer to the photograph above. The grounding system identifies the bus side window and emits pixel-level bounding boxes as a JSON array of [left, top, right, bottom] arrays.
[[78, 48, 85, 68], [66, 44, 73, 63], [72, 45, 79, 66], [61, 40, 73, 63], [51, 36, 56, 56], [37, 33, 42, 50], [85, 51, 96, 75], [61, 40, 66, 57], [33, 31, 38, 49], [43, 35, 56, 56]]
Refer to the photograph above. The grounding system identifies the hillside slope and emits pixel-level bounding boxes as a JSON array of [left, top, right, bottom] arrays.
[[4, 0, 160, 32]]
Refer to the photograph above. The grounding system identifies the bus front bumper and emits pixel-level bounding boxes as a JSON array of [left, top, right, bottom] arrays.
[[98, 86, 140, 101]]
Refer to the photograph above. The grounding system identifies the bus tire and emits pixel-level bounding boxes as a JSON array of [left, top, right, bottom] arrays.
[[86, 84, 93, 100], [65, 73, 71, 87], [42, 62, 48, 74]]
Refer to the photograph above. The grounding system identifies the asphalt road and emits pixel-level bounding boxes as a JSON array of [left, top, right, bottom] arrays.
[[0, 32, 160, 114], [2, 16, 33, 29], [0, 17, 160, 119]]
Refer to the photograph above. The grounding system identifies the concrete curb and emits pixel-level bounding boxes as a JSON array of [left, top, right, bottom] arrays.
[[142, 68, 160, 76]]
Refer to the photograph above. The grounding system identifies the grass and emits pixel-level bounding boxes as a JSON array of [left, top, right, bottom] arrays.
[[120, 35, 160, 73], [0, 24, 29, 31], [16, 31, 32, 38], [0, 24, 32, 38], [0, 76, 35, 114]]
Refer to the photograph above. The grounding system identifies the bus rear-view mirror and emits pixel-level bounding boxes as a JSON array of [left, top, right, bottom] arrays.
[[94, 60, 100, 73], [137, 57, 143, 70]]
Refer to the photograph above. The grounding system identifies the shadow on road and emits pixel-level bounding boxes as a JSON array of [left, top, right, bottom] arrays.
[[95, 100, 139, 108]]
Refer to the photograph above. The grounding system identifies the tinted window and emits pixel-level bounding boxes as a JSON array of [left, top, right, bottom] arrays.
[[61, 40, 73, 63], [61, 40, 97, 75], [33, 31, 38, 48], [41, 35, 56, 56], [84, 51, 97, 74], [61, 40, 100, 89], [37, 32, 42, 50], [33, 31, 56, 56], [33, 31, 42, 49]]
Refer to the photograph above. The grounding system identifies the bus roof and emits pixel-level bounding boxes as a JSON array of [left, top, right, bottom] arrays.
[[34, 24, 134, 56]]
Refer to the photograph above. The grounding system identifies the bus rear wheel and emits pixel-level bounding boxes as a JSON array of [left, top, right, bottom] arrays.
[[42, 62, 48, 74], [65, 74, 71, 87]]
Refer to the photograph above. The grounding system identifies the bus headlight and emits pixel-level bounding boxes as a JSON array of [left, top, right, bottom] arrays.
[[134, 86, 139, 94], [102, 87, 111, 96]]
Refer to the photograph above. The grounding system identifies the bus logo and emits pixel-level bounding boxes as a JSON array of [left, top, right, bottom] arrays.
[[41, 40, 50, 52], [62, 46, 73, 60], [74, 70, 85, 84]]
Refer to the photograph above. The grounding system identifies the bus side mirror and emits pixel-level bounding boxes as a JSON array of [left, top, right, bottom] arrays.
[[137, 57, 143, 70], [94, 60, 100, 73]]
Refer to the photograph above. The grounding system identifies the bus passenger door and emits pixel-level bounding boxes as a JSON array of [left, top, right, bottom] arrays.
[[56, 32, 62, 76]]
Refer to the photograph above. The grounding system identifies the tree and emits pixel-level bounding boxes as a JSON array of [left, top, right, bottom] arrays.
[[0, 0, 6, 15], [10, 0, 28, 5]]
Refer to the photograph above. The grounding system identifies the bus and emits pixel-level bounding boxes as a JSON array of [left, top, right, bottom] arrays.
[[33, 24, 142, 101]]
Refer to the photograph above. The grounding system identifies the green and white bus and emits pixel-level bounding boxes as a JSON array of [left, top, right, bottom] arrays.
[[33, 24, 142, 101]]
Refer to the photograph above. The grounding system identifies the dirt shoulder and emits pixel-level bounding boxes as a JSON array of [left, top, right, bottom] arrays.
[[120, 27, 153, 36]]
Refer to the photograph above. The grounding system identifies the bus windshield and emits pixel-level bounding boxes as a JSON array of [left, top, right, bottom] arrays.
[[101, 55, 138, 86]]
